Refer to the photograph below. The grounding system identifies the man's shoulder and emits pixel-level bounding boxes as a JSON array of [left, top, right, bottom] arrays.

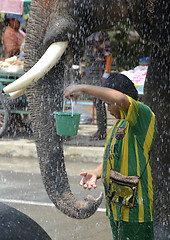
[[128, 96, 153, 113], [3, 27, 16, 38], [136, 100, 154, 115], [4, 26, 14, 33]]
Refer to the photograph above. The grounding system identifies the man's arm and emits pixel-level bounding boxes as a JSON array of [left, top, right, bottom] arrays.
[[64, 84, 130, 113]]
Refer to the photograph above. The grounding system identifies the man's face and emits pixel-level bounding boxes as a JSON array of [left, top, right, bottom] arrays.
[[9, 19, 20, 30], [107, 103, 121, 119]]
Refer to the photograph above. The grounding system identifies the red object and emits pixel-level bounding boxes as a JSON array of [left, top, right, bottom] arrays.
[[2, 27, 25, 58]]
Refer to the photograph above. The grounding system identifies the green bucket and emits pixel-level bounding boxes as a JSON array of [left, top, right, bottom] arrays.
[[53, 111, 81, 136]]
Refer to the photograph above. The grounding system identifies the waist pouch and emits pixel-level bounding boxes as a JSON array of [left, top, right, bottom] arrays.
[[106, 170, 140, 208]]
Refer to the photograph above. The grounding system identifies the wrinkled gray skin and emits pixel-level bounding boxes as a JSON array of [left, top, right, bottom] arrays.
[[24, 0, 169, 238]]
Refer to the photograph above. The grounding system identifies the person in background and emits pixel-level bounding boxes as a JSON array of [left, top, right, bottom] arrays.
[[84, 31, 112, 140], [2, 13, 25, 58], [64, 73, 156, 240]]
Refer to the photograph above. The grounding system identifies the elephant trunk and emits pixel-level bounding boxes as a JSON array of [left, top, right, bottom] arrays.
[[3, 34, 103, 218], [7, 0, 105, 220], [25, 59, 103, 219]]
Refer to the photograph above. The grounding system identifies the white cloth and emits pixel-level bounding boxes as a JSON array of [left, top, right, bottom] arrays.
[[103, 72, 110, 79], [0, 0, 23, 15], [121, 65, 148, 95]]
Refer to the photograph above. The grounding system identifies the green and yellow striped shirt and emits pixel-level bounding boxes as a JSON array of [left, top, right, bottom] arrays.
[[102, 96, 156, 222]]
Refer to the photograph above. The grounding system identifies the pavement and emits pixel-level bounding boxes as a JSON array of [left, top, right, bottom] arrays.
[[0, 100, 116, 163], [0, 123, 114, 240], [0, 123, 115, 163]]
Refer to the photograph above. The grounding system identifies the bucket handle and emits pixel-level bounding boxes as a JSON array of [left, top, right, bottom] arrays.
[[63, 98, 74, 117]]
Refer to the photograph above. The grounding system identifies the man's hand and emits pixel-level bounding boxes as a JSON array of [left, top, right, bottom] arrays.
[[80, 172, 97, 190], [64, 85, 83, 99]]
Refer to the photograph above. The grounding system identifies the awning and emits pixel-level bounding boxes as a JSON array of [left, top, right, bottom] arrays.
[[0, 0, 31, 15]]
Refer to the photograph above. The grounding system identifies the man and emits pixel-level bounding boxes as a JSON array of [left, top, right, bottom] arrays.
[[64, 73, 156, 240], [2, 13, 25, 58]]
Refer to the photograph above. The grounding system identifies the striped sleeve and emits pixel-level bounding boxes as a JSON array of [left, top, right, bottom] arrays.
[[122, 96, 156, 137]]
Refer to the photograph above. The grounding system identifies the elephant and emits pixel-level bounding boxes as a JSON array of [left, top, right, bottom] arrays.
[[2, 0, 169, 239], [0, 202, 51, 240]]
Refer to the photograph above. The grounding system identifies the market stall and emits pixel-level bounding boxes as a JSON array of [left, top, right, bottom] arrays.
[[0, 56, 29, 137], [0, 0, 31, 136]]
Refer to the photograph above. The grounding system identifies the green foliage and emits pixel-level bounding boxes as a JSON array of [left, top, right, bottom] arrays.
[[108, 26, 151, 71], [0, 13, 5, 23]]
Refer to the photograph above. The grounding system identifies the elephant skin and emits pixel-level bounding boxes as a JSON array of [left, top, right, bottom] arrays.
[[19, 0, 169, 238]]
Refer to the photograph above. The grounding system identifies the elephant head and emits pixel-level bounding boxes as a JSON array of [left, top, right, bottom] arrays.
[[3, 1, 169, 231]]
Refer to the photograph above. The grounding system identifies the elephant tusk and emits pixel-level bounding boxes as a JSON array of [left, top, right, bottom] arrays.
[[9, 89, 26, 99], [3, 42, 68, 94]]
